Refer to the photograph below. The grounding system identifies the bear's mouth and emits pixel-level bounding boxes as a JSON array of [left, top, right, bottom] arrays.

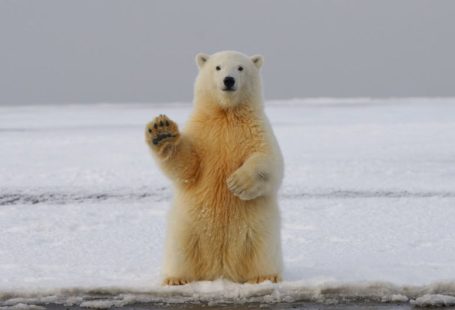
[[222, 87, 236, 92]]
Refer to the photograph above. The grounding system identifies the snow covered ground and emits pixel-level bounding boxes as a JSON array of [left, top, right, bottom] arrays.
[[1, 98, 455, 308]]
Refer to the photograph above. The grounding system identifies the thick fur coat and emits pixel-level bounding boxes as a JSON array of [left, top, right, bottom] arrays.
[[145, 51, 284, 285]]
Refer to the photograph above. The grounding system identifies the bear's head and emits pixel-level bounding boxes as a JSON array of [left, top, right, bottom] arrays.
[[194, 51, 264, 109]]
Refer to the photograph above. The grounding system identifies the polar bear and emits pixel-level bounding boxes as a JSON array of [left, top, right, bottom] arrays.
[[145, 51, 284, 285]]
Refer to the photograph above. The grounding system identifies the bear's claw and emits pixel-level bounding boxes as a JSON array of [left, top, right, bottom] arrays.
[[163, 277, 190, 286], [247, 274, 281, 284]]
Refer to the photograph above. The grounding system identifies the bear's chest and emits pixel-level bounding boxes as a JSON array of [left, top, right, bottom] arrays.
[[183, 112, 267, 219], [193, 117, 263, 172]]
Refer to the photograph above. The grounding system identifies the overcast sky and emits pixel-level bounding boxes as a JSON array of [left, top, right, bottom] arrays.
[[1, 0, 454, 105]]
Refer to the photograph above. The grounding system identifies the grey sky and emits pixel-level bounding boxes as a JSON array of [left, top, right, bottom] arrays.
[[1, 0, 454, 105]]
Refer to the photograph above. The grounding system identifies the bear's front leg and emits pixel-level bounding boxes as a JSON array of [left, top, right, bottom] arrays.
[[227, 153, 275, 201], [145, 115, 200, 185]]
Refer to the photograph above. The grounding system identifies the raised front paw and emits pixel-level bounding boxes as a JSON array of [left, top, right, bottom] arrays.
[[227, 168, 266, 201], [145, 114, 179, 148]]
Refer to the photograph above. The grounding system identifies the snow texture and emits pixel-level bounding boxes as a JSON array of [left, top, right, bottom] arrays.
[[1, 98, 455, 308], [411, 294, 455, 307]]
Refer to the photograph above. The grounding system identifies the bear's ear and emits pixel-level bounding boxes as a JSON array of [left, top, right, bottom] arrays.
[[250, 55, 264, 69], [196, 53, 210, 68]]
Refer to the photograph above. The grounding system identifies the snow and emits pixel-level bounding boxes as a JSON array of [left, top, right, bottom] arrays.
[[412, 294, 455, 307], [1, 98, 455, 308]]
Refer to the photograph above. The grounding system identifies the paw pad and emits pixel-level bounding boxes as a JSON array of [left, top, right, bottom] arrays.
[[146, 114, 179, 147]]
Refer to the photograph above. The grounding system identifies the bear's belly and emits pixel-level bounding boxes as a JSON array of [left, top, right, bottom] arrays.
[[191, 151, 251, 213], [180, 157, 269, 278], [180, 185, 270, 281]]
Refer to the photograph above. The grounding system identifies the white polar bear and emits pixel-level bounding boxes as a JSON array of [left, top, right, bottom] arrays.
[[145, 51, 284, 285]]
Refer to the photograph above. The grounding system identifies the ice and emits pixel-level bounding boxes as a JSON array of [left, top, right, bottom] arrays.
[[1, 98, 455, 307]]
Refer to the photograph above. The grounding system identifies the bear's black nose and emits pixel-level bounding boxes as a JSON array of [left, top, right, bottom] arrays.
[[223, 76, 235, 89]]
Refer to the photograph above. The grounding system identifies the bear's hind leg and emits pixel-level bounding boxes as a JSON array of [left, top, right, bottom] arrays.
[[224, 224, 283, 284], [161, 242, 192, 286], [161, 209, 195, 286], [241, 243, 282, 284], [162, 212, 211, 285]]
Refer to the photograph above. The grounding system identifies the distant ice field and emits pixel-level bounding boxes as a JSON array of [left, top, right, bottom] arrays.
[[1, 98, 455, 308]]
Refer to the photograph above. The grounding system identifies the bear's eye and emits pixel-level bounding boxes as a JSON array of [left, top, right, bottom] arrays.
[[238, 66, 243, 71], [216, 66, 221, 71]]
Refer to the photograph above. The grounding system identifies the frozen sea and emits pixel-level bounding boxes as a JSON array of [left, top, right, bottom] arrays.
[[1, 98, 455, 308]]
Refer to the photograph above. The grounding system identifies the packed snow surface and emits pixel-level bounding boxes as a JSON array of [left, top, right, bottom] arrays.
[[1, 98, 455, 308]]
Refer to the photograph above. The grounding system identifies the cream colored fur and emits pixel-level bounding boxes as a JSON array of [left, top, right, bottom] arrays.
[[145, 51, 284, 285]]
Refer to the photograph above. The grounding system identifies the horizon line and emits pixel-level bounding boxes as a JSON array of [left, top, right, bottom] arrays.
[[1, 96, 454, 108]]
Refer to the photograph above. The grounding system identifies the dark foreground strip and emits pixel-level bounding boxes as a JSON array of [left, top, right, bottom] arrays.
[[1, 190, 454, 206], [43, 301, 412, 310]]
